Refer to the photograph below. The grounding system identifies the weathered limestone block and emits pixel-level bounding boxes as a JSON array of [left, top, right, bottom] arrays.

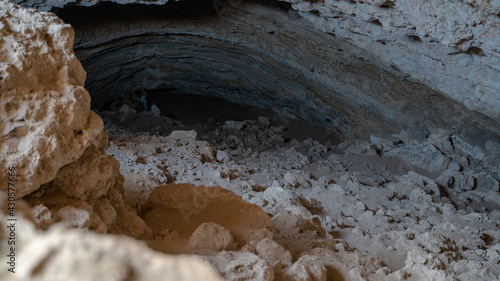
[[203, 251, 274, 281], [385, 142, 451, 174], [188, 222, 234, 253], [0, 0, 149, 238], [255, 237, 293, 266]]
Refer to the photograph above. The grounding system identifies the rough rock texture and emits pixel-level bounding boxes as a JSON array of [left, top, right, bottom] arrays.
[[14, 0, 170, 10], [0, 0, 148, 238], [3, 0, 500, 280], [142, 183, 273, 254], [188, 222, 234, 253], [204, 251, 275, 281], [12, 0, 500, 141], [0, 192, 224, 281]]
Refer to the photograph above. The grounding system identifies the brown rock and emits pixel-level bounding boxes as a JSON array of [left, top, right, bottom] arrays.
[[143, 183, 273, 254]]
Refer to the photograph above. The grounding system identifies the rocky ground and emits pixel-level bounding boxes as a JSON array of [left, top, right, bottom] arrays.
[[97, 100, 500, 281]]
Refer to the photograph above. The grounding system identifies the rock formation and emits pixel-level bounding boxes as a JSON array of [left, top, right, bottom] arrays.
[[0, 0, 147, 237], [0, 193, 224, 281]]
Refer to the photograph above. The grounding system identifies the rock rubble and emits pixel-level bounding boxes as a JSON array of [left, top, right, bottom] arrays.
[[102, 108, 500, 280]]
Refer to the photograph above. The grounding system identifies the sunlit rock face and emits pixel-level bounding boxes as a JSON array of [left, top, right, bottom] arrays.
[[12, 0, 500, 140]]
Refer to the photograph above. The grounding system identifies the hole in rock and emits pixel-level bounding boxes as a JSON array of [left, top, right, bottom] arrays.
[[466, 46, 484, 56], [408, 35, 422, 42], [379, 1, 395, 8]]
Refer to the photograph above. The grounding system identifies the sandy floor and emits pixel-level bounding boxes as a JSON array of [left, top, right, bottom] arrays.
[[98, 92, 500, 280]]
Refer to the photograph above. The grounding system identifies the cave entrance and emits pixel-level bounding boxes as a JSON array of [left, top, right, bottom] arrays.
[[55, 0, 349, 142]]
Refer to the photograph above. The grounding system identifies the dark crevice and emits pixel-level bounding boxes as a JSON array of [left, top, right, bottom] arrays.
[[466, 47, 484, 56], [369, 18, 382, 26], [449, 46, 484, 56], [408, 35, 421, 42], [379, 1, 395, 8], [311, 10, 322, 16]]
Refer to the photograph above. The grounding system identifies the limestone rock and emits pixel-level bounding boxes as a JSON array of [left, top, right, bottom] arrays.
[[289, 0, 500, 121], [272, 209, 334, 258], [52, 142, 118, 200], [385, 142, 451, 174], [14, 0, 170, 11], [216, 150, 231, 163], [168, 130, 198, 142], [223, 121, 245, 131], [284, 170, 312, 188], [370, 134, 397, 152], [56, 206, 91, 229], [450, 134, 485, 160], [118, 104, 136, 122], [282, 254, 327, 281], [248, 186, 302, 216], [188, 222, 234, 253], [203, 251, 274, 281], [0, 0, 146, 239], [31, 204, 55, 229]]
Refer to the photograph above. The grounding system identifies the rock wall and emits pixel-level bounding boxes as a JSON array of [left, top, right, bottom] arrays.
[[11, 0, 500, 140], [0, 0, 148, 238], [285, 0, 500, 120]]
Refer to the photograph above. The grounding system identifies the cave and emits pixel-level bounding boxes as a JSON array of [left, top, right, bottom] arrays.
[[1, 0, 500, 280], [54, 0, 499, 140]]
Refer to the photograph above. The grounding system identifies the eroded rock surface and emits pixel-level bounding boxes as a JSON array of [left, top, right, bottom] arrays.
[[103, 109, 500, 280], [0, 0, 148, 237], [2, 0, 500, 280]]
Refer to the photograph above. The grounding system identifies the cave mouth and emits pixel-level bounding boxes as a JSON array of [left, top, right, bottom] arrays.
[[55, 0, 350, 142]]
